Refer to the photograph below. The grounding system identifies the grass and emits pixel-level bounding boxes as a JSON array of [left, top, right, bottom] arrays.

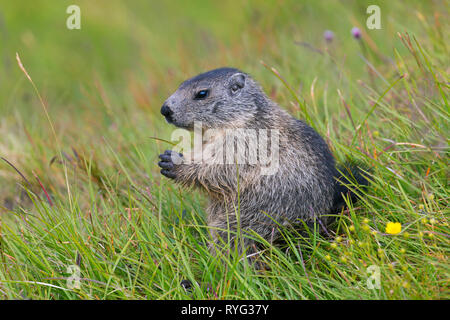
[[0, 0, 448, 299]]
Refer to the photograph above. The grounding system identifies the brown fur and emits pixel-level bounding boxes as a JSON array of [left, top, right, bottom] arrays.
[[158, 68, 367, 256]]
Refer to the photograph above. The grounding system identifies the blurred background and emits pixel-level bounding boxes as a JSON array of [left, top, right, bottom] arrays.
[[0, 0, 447, 206]]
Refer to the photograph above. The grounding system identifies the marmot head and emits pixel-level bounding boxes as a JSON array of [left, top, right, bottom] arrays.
[[161, 67, 268, 130]]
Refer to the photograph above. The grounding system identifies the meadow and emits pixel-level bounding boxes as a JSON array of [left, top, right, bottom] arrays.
[[0, 0, 448, 299]]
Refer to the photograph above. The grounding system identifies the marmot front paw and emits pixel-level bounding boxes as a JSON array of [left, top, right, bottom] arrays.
[[158, 150, 183, 179]]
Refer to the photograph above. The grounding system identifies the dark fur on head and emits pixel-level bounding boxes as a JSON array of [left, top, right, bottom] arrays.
[[161, 68, 271, 130]]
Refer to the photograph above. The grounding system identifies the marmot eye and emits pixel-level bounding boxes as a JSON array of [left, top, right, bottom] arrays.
[[194, 89, 209, 100], [231, 84, 239, 92]]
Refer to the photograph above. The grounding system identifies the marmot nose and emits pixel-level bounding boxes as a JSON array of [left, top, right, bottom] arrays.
[[160, 104, 174, 121]]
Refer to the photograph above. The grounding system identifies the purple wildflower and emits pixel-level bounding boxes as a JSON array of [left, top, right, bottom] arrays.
[[323, 30, 334, 43], [351, 27, 362, 39]]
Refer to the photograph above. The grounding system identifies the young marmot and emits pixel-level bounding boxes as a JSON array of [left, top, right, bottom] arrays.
[[158, 67, 368, 254]]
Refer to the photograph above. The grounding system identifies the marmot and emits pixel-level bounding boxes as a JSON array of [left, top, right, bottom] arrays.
[[158, 67, 368, 254]]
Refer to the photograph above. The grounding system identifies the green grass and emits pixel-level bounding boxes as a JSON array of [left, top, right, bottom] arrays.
[[0, 0, 448, 299]]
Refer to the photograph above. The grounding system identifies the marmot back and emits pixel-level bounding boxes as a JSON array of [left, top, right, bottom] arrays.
[[158, 67, 369, 255]]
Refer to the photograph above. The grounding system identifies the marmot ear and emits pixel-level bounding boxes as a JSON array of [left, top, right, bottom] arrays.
[[228, 73, 246, 95]]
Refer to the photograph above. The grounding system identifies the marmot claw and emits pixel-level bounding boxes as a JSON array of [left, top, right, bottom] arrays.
[[158, 150, 183, 179]]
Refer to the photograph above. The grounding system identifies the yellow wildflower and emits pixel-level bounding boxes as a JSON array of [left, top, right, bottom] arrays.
[[385, 222, 402, 235]]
